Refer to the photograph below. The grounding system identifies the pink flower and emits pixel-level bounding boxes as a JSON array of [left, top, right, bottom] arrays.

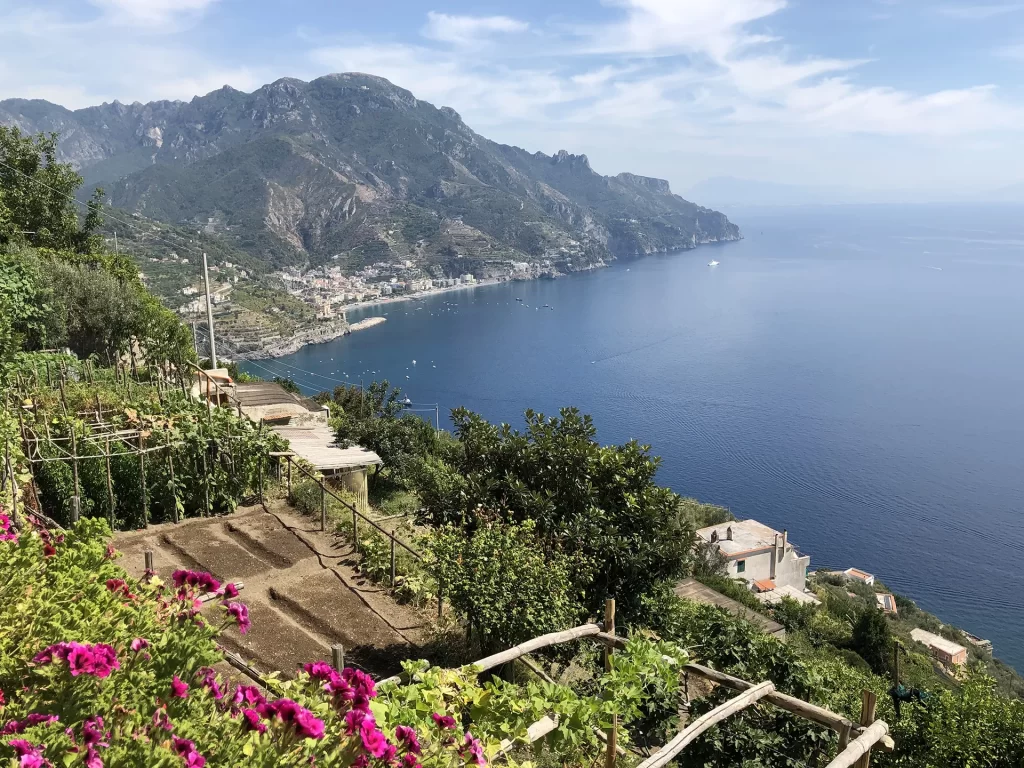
[[259, 699, 324, 740], [240, 709, 266, 734], [81, 717, 107, 747], [130, 638, 149, 653], [171, 736, 206, 768], [171, 570, 220, 593], [219, 583, 240, 599], [224, 602, 250, 635], [459, 733, 486, 766], [33, 643, 118, 678], [196, 668, 224, 701], [394, 725, 421, 754], [104, 579, 135, 600], [104, 544, 117, 560], [303, 661, 337, 683], [170, 676, 189, 699], [344, 709, 367, 735], [151, 709, 174, 732], [352, 756, 370, 768], [230, 685, 265, 710], [7, 739, 46, 768], [431, 713, 456, 730], [359, 718, 388, 758], [0, 715, 58, 737], [401, 754, 421, 768]]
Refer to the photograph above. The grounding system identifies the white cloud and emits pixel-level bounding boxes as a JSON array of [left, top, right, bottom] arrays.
[[89, 0, 220, 26], [421, 12, 528, 45], [936, 3, 1024, 20]]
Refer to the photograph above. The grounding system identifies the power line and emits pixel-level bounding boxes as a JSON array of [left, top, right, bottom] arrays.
[[0, 156, 214, 264]]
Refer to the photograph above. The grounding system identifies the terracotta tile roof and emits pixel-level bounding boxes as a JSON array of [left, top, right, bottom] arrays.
[[753, 579, 776, 592]]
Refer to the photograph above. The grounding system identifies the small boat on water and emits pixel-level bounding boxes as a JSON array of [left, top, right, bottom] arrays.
[[516, 297, 523, 302], [708, 260, 720, 267]]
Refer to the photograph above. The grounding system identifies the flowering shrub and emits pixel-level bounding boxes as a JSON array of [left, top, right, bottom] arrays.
[[0, 516, 499, 768]]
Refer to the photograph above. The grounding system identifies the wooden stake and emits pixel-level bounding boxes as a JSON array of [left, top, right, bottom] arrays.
[[166, 430, 178, 523], [144, 550, 154, 580], [201, 450, 210, 518], [332, 644, 345, 673], [70, 428, 80, 523], [604, 597, 617, 768], [854, 690, 878, 768], [139, 433, 148, 527], [320, 483, 327, 532], [104, 436, 115, 529]]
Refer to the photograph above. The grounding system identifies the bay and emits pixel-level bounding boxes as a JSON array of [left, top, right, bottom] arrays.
[[242, 203, 1024, 672]]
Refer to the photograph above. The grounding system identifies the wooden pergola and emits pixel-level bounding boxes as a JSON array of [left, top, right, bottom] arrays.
[[379, 603, 892, 768]]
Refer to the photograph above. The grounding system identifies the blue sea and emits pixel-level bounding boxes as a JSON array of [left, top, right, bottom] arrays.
[[243, 204, 1024, 672]]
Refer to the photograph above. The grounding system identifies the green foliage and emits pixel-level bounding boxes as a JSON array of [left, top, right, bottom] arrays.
[[851, 608, 893, 677], [426, 520, 584, 652], [695, 574, 766, 613], [0, 517, 499, 768], [0, 249, 56, 361], [416, 407, 693, 617], [273, 376, 301, 394], [0, 126, 103, 253]]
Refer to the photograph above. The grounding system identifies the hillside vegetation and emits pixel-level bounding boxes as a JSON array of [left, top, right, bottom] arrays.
[[3, 118, 1024, 768], [0, 74, 740, 277]]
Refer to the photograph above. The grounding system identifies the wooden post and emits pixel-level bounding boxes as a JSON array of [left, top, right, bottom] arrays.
[[320, 483, 327, 532], [5, 443, 17, 528], [144, 550, 154, 579], [287, 459, 292, 501], [201, 451, 211, 518], [838, 721, 852, 752], [70, 428, 81, 523], [352, 506, 358, 551], [390, 535, 397, 585], [854, 690, 878, 768], [604, 597, 617, 768], [139, 434, 148, 527], [892, 643, 901, 687], [166, 431, 178, 524], [332, 644, 345, 673], [104, 436, 115, 530], [58, 376, 69, 418]]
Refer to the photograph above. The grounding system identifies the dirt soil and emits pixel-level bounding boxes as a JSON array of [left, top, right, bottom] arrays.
[[113, 500, 431, 681]]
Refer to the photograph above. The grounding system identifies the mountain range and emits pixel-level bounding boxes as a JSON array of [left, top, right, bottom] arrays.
[[0, 73, 739, 276]]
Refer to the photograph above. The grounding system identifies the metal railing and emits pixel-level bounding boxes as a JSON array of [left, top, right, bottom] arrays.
[[275, 453, 440, 612]]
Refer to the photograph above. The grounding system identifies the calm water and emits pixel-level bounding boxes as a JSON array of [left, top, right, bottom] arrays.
[[243, 204, 1024, 672]]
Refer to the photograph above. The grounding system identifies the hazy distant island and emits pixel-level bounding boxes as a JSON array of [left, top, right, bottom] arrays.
[[0, 73, 740, 357]]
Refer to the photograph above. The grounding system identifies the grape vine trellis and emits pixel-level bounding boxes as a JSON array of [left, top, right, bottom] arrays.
[[3, 353, 284, 530]]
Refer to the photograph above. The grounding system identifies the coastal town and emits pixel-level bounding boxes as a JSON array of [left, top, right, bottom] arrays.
[[168, 255, 593, 358]]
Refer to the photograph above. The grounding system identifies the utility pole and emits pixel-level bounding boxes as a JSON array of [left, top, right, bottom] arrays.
[[201, 252, 218, 368], [113, 231, 119, 256]]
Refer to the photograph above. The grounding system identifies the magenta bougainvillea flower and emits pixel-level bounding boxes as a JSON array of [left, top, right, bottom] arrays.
[[32, 642, 119, 678], [7, 738, 46, 768], [258, 699, 325, 740], [394, 725, 421, 754], [358, 717, 388, 758], [219, 583, 240, 599], [171, 736, 206, 768], [240, 709, 267, 734], [431, 713, 457, 730], [229, 685, 265, 710], [223, 602, 250, 634], [170, 676, 189, 699], [196, 668, 224, 701], [171, 570, 220, 593], [104, 579, 136, 600], [0, 714, 59, 736], [151, 708, 174, 732], [459, 732, 487, 766]]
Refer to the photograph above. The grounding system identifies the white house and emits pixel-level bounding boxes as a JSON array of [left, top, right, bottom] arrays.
[[696, 519, 810, 592]]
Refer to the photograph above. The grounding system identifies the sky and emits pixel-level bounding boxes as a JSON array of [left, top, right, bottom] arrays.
[[2, 0, 1024, 201]]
